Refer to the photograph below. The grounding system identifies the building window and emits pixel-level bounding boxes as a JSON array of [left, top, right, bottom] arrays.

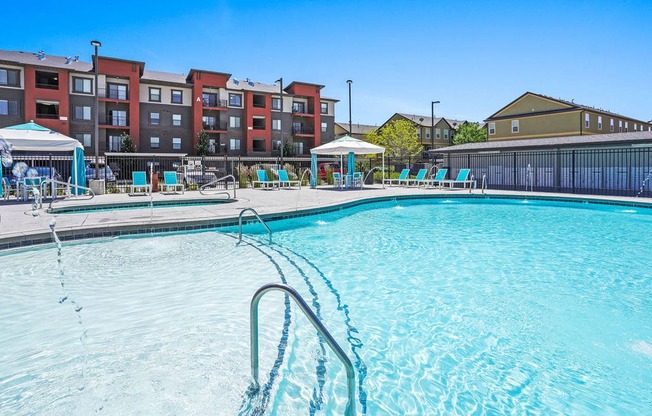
[[202, 92, 218, 107], [0, 99, 19, 116], [0, 68, 20, 87], [229, 93, 242, 107], [634, 123, 638, 131], [74, 105, 92, 120], [436, 128, 441, 139], [610, 119, 614, 132], [585, 113, 590, 128], [108, 83, 128, 100], [35, 70, 58, 89], [294, 142, 304, 155], [149, 87, 161, 102], [229, 138, 241, 150], [171, 90, 183, 104], [272, 119, 281, 130], [108, 135, 121, 152], [172, 137, 181, 150], [253, 138, 265, 151], [321, 122, 327, 133], [512, 120, 519, 133], [619, 120, 623, 132], [598, 116, 602, 130], [625, 121, 629, 132], [149, 112, 160, 126], [75, 133, 92, 147], [320, 102, 328, 114], [111, 110, 127, 126], [230, 116, 241, 128], [273, 140, 282, 151], [292, 102, 305, 113], [150, 137, 160, 149], [35, 101, 59, 119], [488, 122, 496, 135], [272, 97, 281, 110], [72, 77, 92, 94], [444, 129, 449, 140], [426, 131, 430, 138], [252, 94, 265, 108], [172, 114, 181, 127], [203, 115, 216, 130], [252, 117, 266, 130]]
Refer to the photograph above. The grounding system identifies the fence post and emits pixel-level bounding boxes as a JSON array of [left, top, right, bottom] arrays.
[[513, 152, 517, 191]]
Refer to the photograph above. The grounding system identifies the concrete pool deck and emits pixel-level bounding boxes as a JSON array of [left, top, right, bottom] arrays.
[[1, 184, 652, 250]]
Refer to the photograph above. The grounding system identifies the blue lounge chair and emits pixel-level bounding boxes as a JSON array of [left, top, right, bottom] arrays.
[[383, 168, 410, 186], [439, 169, 474, 189], [130, 171, 151, 195], [162, 171, 184, 194], [252, 169, 278, 190], [407, 169, 429, 187], [424, 168, 448, 188], [277, 169, 301, 189]]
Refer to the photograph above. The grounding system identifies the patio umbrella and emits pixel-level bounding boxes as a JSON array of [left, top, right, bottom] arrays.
[[310, 135, 385, 188]]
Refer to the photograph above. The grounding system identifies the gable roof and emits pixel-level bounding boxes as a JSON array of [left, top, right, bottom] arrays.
[[335, 122, 377, 135]]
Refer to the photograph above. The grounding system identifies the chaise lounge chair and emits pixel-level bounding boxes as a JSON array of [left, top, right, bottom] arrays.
[[383, 168, 410, 186], [277, 169, 301, 189], [424, 168, 448, 188], [130, 171, 151, 196], [439, 168, 474, 189], [161, 171, 185, 194], [407, 169, 429, 187], [252, 169, 278, 190]]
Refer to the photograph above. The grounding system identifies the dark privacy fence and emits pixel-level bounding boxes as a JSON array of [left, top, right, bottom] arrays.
[[445, 146, 652, 197]]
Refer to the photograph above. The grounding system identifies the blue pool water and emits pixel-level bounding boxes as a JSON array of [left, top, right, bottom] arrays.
[[1, 198, 652, 415]]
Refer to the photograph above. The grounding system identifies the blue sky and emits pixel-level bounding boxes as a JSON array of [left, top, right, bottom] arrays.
[[2, 0, 651, 125]]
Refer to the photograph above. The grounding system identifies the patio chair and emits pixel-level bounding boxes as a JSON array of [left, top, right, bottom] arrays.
[[2, 177, 18, 201], [424, 168, 448, 188], [439, 169, 474, 189], [277, 169, 301, 189], [129, 171, 151, 196], [161, 171, 184, 194], [23, 176, 44, 200], [350, 171, 363, 189], [252, 169, 278, 190], [383, 169, 410, 186], [407, 169, 429, 187], [332, 172, 343, 188]]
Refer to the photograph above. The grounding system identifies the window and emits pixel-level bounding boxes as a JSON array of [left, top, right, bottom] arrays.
[[273, 140, 282, 151], [512, 120, 519, 133], [202, 92, 218, 107], [36, 101, 59, 119], [292, 102, 305, 113], [172, 137, 181, 150], [294, 142, 304, 155], [149, 112, 160, 126], [253, 138, 265, 151], [171, 90, 182, 104], [35, 71, 58, 89], [111, 110, 127, 126], [252, 117, 266, 130], [150, 137, 160, 149], [625, 121, 629, 132], [598, 116, 602, 130], [172, 114, 181, 127], [149, 87, 161, 102], [585, 113, 590, 128], [74, 105, 92, 120], [108, 83, 128, 100], [0, 99, 19, 116], [272, 97, 281, 110], [229, 138, 241, 150], [321, 122, 327, 132], [229, 116, 241, 128], [634, 123, 638, 131], [320, 102, 328, 114], [436, 128, 441, 139], [444, 129, 449, 140], [272, 119, 281, 130], [202, 115, 216, 130], [488, 122, 496, 135], [108, 135, 121, 152], [252, 94, 265, 108], [72, 77, 92, 94], [229, 93, 242, 107], [0, 68, 20, 86], [610, 119, 614, 132], [426, 131, 430, 138], [75, 133, 91, 147], [619, 120, 623, 132]]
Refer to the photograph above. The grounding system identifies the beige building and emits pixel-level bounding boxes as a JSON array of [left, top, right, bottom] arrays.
[[334, 122, 377, 139], [485, 92, 652, 141], [379, 113, 467, 151]]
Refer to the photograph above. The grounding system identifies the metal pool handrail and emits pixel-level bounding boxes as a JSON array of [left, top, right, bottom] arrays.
[[250, 283, 356, 416], [300, 168, 312, 187], [482, 174, 487, 194], [237, 208, 272, 245], [200, 174, 236, 198], [41, 178, 95, 210]]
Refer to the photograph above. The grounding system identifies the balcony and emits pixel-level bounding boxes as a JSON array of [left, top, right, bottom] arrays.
[[35, 112, 59, 119], [101, 115, 129, 128], [202, 98, 227, 109], [98, 87, 129, 101], [291, 105, 314, 117], [202, 121, 228, 131], [292, 126, 314, 135]]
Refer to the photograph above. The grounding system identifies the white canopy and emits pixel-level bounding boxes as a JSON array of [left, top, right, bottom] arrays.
[[0, 122, 82, 152], [310, 135, 385, 155]]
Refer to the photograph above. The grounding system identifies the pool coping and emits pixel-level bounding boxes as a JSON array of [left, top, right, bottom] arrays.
[[2, 191, 652, 252]]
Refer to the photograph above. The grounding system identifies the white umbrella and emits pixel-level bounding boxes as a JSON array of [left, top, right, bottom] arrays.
[[310, 135, 385, 187]]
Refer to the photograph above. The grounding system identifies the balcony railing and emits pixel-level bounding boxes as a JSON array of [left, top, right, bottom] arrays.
[[104, 115, 129, 126], [202, 98, 227, 108], [36, 113, 59, 119], [252, 124, 266, 130], [98, 88, 129, 100], [292, 126, 314, 135], [35, 83, 59, 90], [292, 104, 314, 115], [203, 121, 228, 131]]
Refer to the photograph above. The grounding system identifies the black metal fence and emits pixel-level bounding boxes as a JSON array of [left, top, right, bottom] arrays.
[[444, 147, 652, 197]]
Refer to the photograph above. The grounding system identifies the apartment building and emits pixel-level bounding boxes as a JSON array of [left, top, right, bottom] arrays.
[[0, 49, 337, 156], [485, 92, 652, 141], [378, 113, 468, 151]]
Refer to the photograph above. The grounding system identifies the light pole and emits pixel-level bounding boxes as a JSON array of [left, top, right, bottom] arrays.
[[346, 80, 353, 136], [431, 100, 440, 150], [276, 77, 283, 166], [91, 40, 101, 179]]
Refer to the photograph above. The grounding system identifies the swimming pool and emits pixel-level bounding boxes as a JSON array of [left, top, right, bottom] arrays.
[[1, 197, 651, 414]]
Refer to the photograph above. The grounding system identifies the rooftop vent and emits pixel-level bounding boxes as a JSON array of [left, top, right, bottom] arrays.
[[74, 55, 79, 62], [36, 50, 46, 60], [65, 57, 72, 64]]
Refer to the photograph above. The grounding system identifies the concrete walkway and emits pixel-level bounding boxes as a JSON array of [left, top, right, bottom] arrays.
[[1, 184, 651, 250]]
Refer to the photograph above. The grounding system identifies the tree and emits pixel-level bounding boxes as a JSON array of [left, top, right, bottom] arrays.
[[120, 132, 137, 153], [281, 140, 296, 157], [452, 122, 487, 145], [196, 130, 210, 156], [366, 119, 421, 162]]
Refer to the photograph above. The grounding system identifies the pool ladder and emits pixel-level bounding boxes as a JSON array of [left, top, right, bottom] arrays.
[[250, 283, 356, 416], [237, 208, 272, 245]]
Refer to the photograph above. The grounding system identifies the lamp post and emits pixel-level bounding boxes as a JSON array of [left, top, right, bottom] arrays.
[[431, 100, 440, 150], [276, 77, 283, 166], [346, 80, 353, 136], [91, 40, 101, 179]]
